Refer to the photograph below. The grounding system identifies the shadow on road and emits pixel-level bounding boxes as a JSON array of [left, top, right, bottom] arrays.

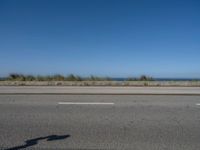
[[4, 134, 70, 150]]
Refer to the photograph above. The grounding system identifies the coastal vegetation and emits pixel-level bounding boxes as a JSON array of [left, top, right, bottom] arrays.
[[1, 73, 154, 81], [0, 74, 200, 87]]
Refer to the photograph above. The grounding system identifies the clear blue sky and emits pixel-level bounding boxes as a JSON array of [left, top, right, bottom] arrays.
[[0, 0, 200, 78]]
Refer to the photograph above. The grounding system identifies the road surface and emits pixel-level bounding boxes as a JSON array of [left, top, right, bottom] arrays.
[[0, 93, 200, 150], [0, 86, 200, 95]]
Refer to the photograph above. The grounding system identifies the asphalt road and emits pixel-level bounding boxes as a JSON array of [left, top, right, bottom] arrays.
[[0, 86, 200, 95], [0, 94, 200, 150]]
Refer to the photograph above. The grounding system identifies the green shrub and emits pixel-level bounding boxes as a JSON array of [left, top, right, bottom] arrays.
[[65, 74, 82, 81], [139, 75, 154, 81], [8, 73, 25, 81], [52, 74, 65, 81], [25, 75, 35, 81]]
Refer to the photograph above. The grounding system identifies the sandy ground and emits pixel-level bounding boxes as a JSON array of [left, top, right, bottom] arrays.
[[0, 81, 200, 86]]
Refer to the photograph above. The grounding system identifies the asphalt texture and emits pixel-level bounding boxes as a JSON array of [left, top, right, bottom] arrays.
[[0, 86, 200, 95], [0, 94, 200, 150]]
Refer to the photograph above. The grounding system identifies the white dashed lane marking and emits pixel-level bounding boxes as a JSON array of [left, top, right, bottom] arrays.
[[58, 102, 114, 105]]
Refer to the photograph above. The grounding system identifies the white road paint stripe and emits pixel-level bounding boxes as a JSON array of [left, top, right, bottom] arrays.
[[196, 103, 200, 106], [58, 102, 114, 105]]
